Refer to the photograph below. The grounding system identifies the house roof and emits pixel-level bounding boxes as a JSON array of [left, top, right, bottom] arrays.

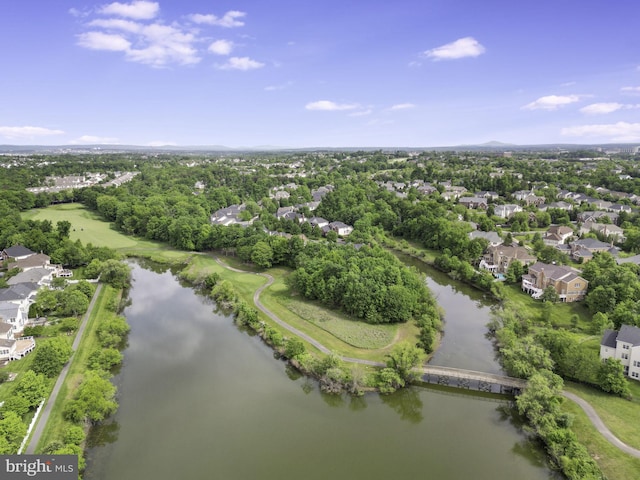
[[7, 253, 51, 270], [469, 231, 502, 244], [601, 329, 618, 348], [0, 283, 39, 302], [2, 245, 35, 258], [528, 262, 585, 283], [0, 322, 12, 335], [7, 268, 51, 285], [572, 238, 611, 250], [618, 325, 640, 346], [0, 338, 15, 348], [0, 303, 20, 318]]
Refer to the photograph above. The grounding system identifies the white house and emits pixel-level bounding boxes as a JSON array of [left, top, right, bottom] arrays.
[[600, 325, 640, 380], [329, 221, 353, 237]]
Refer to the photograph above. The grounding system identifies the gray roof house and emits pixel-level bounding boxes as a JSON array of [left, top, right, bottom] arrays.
[[600, 325, 640, 380]]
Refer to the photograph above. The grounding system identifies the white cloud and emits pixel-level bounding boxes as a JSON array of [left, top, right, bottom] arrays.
[[560, 81, 577, 87], [621, 86, 640, 94], [77, 31, 131, 51], [522, 94, 582, 111], [423, 37, 485, 60], [88, 18, 143, 33], [99, 1, 159, 20], [580, 103, 624, 115], [561, 122, 640, 142], [76, 5, 254, 68], [217, 56, 264, 70], [0, 126, 65, 139], [70, 135, 119, 144], [188, 11, 246, 28], [408, 60, 422, 68], [390, 103, 416, 110], [208, 40, 234, 56], [305, 100, 359, 111]]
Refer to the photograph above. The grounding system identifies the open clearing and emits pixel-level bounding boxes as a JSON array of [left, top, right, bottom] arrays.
[[23, 204, 190, 261]]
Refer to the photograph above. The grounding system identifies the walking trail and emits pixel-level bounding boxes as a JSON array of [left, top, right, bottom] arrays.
[[25, 283, 104, 454], [214, 255, 640, 459]]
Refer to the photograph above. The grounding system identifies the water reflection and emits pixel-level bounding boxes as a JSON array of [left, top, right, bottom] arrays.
[[380, 387, 424, 424]]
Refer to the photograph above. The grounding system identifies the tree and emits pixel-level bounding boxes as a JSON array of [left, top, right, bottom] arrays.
[[251, 241, 274, 268], [100, 259, 131, 288], [32, 337, 73, 377], [284, 338, 306, 359], [541, 285, 560, 303], [385, 342, 425, 383], [12, 370, 47, 408], [585, 285, 617, 314], [56, 220, 72, 238], [598, 358, 631, 398], [63, 371, 118, 423], [0, 411, 27, 454], [590, 312, 613, 335], [62, 290, 89, 317], [88, 348, 123, 371], [505, 260, 524, 284], [377, 368, 405, 394]]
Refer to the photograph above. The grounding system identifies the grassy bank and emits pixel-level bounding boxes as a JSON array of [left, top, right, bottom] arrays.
[[34, 285, 119, 452], [562, 394, 640, 479]]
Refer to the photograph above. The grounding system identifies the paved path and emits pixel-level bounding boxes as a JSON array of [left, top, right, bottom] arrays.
[[214, 256, 640, 458], [562, 391, 640, 459], [25, 283, 104, 454]]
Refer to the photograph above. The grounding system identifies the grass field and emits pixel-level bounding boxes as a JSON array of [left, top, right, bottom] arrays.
[[23, 204, 191, 262], [562, 393, 640, 479], [565, 381, 640, 451], [281, 298, 397, 349]]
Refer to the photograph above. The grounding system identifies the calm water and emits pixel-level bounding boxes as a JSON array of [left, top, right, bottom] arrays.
[[395, 253, 502, 374], [84, 263, 554, 480]]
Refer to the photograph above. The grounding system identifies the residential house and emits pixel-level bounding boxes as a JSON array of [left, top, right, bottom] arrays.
[[539, 201, 573, 212], [458, 197, 488, 209], [479, 245, 537, 274], [577, 211, 619, 225], [521, 262, 588, 302], [469, 231, 502, 247], [7, 268, 54, 286], [609, 204, 632, 214], [276, 206, 296, 219], [309, 217, 329, 229], [493, 204, 523, 219], [475, 191, 499, 200], [600, 325, 640, 380], [580, 222, 625, 242], [7, 253, 54, 272], [1, 245, 35, 261], [440, 186, 467, 201], [570, 238, 618, 262], [329, 221, 353, 237], [211, 204, 247, 226], [542, 225, 574, 246], [0, 283, 38, 333]]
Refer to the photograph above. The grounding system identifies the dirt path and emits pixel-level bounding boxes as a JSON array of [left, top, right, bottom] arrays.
[[25, 283, 104, 454]]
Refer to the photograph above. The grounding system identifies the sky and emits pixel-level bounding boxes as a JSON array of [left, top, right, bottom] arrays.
[[1, 0, 640, 148]]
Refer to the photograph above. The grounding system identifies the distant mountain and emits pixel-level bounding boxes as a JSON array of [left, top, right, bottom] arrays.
[[0, 142, 637, 155]]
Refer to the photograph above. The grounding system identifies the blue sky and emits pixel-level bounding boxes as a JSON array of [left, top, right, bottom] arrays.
[[1, 0, 639, 147]]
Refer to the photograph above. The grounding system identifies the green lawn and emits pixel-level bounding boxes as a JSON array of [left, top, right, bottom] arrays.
[[565, 381, 640, 451], [281, 297, 397, 349], [562, 393, 640, 479], [23, 204, 191, 263], [0, 352, 38, 404]]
